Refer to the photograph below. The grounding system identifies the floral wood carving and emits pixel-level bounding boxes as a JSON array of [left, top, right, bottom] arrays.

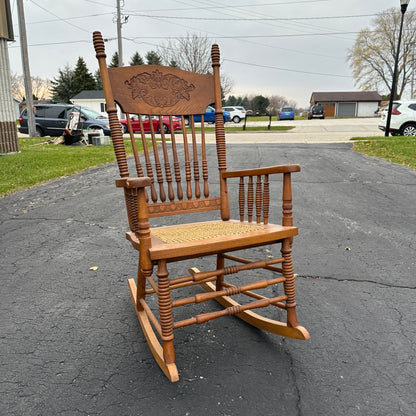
[[125, 69, 195, 108]]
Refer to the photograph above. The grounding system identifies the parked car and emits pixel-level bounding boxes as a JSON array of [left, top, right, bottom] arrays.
[[278, 107, 295, 120], [183, 106, 231, 125], [223, 106, 246, 123], [119, 115, 182, 134], [18, 103, 111, 137], [308, 104, 325, 119], [378, 100, 416, 136]]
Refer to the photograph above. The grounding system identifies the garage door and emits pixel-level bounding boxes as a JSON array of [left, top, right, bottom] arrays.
[[338, 103, 356, 117], [324, 104, 335, 117]]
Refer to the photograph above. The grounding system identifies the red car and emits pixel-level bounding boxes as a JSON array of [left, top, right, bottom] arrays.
[[119, 115, 182, 134]]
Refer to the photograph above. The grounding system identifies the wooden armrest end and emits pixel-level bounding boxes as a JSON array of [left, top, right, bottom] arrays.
[[222, 164, 300, 178], [115, 177, 152, 188]]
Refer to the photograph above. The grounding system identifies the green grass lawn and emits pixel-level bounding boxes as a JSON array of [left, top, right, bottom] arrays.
[[0, 137, 136, 197], [352, 136, 416, 170]]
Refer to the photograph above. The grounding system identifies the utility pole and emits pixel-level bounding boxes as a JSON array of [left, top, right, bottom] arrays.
[[17, 0, 36, 137], [116, 0, 123, 67], [115, 0, 128, 67], [0, 0, 19, 154]]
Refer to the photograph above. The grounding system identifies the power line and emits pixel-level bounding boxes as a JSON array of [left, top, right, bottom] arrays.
[[9, 38, 117, 48], [128, 12, 382, 21], [223, 58, 352, 78], [123, 0, 330, 13], [29, 0, 92, 33], [130, 31, 361, 39], [21, 12, 114, 25]]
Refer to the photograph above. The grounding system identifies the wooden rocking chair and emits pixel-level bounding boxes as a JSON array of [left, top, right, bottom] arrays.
[[93, 31, 310, 382]]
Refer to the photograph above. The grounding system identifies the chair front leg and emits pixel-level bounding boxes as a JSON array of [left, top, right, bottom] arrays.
[[157, 260, 175, 365], [281, 238, 298, 328]]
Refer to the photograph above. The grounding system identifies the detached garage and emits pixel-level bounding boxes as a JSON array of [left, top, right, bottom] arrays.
[[310, 91, 382, 117]]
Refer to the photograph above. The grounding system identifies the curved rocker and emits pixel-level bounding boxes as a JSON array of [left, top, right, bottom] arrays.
[[128, 279, 179, 382], [200, 281, 310, 340]]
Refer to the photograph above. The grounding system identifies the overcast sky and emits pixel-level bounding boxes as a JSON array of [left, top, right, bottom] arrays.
[[8, 0, 409, 107]]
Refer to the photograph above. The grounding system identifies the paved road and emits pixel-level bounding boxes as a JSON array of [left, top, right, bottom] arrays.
[[1, 141, 415, 415], [18, 117, 384, 144], [219, 117, 383, 143]]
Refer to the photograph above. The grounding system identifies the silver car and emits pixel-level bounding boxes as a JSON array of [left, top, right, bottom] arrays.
[[223, 106, 246, 123]]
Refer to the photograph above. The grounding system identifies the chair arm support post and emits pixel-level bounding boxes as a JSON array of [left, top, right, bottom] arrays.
[[118, 177, 153, 273], [282, 172, 293, 227]]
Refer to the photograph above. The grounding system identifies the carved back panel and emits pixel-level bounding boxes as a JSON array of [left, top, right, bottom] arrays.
[[93, 31, 228, 220]]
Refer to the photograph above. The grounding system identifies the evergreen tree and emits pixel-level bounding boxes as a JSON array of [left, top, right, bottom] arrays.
[[169, 60, 179, 68], [226, 95, 237, 106], [50, 64, 75, 103], [94, 69, 103, 90], [129, 52, 144, 66], [109, 52, 119, 68], [145, 50, 162, 65], [242, 97, 250, 108], [251, 95, 270, 115], [72, 57, 97, 95]]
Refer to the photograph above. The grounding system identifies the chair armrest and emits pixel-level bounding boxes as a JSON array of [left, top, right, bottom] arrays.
[[115, 177, 151, 257], [115, 176, 152, 188], [221, 164, 300, 179]]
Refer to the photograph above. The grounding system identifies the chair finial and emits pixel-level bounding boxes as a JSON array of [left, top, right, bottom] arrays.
[[93, 31, 106, 58], [211, 44, 220, 66]]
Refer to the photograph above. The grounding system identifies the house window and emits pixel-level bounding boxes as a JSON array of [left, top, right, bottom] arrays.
[[100, 103, 107, 113]]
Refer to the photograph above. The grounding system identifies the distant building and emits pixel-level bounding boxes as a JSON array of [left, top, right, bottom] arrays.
[[70, 90, 126, 119], [310, 91, 382, 117], [13, 97, 20, 119], [71, 90, 107, 115]]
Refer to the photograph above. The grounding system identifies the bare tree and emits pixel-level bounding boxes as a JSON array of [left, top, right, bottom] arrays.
[[11, 73, 51, 100], [158, 33, 234, 100], [348, 8, 416, 99], [221, 73, 233, 100], [11, 73, 25, 100], [31, 76, 51, 100], [267, 95, 295, 115], [158, 33, 212, 74]]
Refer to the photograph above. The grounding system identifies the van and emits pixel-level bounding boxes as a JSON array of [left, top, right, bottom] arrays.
[[18, 104, 111, 137]]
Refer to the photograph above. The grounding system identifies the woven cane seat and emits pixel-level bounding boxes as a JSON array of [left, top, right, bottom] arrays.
[[149, 220, 298, 261], [151, 221, 265, 244]]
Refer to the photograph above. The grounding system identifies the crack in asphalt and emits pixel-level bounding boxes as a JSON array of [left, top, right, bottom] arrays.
[[0, 216, 118, 231], [298, 274, 416, 290]]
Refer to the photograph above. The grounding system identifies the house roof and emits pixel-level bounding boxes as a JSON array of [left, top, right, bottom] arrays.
[[71, 90, 105, 100], [311, 91, 382, 103]]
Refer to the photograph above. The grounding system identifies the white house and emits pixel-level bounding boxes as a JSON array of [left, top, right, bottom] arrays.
[[71, 90, 107, 115], [13, 97, 20, 119], [71, 90, 125, 118]]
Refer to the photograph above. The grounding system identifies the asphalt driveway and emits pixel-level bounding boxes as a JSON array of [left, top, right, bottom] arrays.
[[1, 142, 415, 415]]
